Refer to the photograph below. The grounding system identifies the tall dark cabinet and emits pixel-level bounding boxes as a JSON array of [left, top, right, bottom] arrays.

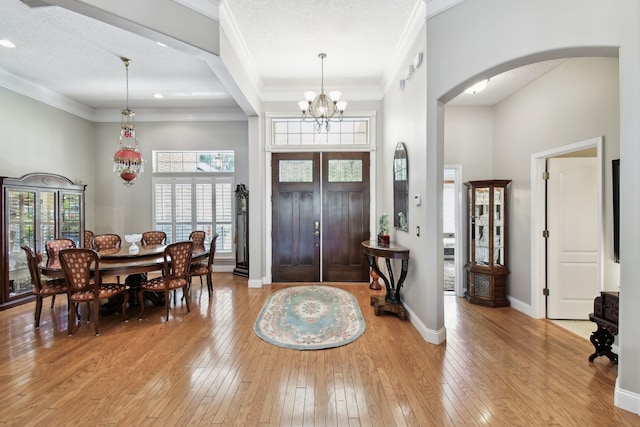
[[0, 173, 85, 309], [465, 179, 510, 307], [233, 184, 249, 277]]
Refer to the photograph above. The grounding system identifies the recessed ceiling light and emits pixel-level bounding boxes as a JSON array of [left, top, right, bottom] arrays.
[[0, 39, 16, 48], [153, 93, 164, 99], [156, 41, 167, 47], [464, 79, 489, 94]]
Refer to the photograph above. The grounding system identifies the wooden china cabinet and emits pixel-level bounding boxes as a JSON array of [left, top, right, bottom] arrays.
[[465, 179, 511, 307], [0, 173, 85, 309]]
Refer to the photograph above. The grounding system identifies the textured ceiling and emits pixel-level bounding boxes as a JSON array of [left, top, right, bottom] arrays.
[[1, 0, 233, 112], [0, 0, 562, 121], [448, 59, 565, 106], [224, 0, 420, 86]]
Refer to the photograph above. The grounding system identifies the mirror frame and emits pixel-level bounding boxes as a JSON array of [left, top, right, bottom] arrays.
[[393, 142, 409, 231]]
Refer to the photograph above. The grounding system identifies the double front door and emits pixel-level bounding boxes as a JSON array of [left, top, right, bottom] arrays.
[[272, 152, 370, 282]]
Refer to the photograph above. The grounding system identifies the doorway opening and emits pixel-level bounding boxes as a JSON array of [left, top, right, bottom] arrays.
[[444, 165, 463, 296], [530, 136, 603, 320]]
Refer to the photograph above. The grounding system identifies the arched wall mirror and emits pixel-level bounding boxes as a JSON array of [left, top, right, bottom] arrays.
[[393, 142, 409, 231]]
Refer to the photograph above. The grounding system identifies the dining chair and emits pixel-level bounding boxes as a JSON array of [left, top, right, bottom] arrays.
[[58, 248, 129, 336], [188, 230, 206, 251], [45, 238, 76, 309], [21, 245, 69, 329], [141, 231, 167, 245], [84, 230, 94, 249], [189, 234, 218, 299], [138, 241, 193, 321], [92, 233, 123, 284], [92, 233, 122, 251]]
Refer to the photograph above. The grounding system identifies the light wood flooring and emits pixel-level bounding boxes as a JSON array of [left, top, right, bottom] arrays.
[[0, 273, 637, 426]]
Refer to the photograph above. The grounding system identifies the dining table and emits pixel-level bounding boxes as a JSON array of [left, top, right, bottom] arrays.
[[40, 244, 208, 310]]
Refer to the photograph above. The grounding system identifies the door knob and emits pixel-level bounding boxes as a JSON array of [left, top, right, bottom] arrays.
[[314, 220, 320, 235]]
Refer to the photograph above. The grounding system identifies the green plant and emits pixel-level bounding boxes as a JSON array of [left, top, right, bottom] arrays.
[[378, 213, 390, 235]]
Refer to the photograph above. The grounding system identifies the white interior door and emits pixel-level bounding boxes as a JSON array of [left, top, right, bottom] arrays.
[[547, 157, 599, 319]]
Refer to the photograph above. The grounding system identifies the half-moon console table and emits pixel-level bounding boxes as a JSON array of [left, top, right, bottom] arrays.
[[361, 240, 410, 320]]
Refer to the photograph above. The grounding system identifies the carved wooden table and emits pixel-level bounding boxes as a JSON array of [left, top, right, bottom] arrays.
[[588, 291, 619, 364], [361, 240, 409, 320]]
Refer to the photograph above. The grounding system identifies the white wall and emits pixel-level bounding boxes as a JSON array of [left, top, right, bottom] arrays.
[[444, 106, 493, 180], [494, 57, 620, 303], [383, 24, 446, 343], [0, 87, 96, 230], [93, 120, 248, 237], [427, 0, 640, 412]]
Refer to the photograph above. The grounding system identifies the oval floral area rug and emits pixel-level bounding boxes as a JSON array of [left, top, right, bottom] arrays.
[[254, 285, 366, 350]]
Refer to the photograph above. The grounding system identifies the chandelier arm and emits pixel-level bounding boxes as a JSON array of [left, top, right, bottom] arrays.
[[299, 53, 345, 130]]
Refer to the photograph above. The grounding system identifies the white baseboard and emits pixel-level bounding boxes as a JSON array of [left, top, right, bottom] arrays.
[[402, 299, 446, 345], [248, 278, 263, 288], [508, 296, 537, 318], [615, 378, 640, 414]]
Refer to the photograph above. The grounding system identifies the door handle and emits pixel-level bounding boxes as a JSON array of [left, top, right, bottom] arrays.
[[313, 220, 320, 236]]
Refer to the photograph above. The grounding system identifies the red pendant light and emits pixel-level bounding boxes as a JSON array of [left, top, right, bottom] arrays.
[[113, 57, 144, 186]]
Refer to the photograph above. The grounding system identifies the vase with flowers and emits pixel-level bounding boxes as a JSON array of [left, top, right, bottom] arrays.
[[378, 213, 390, 246]]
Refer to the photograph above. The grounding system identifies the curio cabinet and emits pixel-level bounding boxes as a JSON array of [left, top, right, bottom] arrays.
[[465, 179, 510, 307]]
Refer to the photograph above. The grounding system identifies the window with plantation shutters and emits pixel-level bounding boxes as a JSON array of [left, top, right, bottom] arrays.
[[152, 177, 234, 258]]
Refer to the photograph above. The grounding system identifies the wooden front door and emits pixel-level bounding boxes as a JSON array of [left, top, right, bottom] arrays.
[[322, 152, 370, 281], [272, 152, 370, 282]]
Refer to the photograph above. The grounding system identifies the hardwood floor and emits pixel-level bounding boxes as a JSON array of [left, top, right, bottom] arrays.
[[0, 273, 636, 426]]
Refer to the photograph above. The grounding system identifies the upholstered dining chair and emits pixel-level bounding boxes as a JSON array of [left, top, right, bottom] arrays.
[[21, 245, 69, 329], [141, 231, 167, 245], [92, 233, 122, 251], [92, 233, 123, 284], [44, 238, 76, 309], [45, 238, 76, 260], [84, 230, 94, 249], [189, 234, 218, 299], [188, 230, 206, 251], [138, 241, 193, 322], [58, 248, 129, 336]]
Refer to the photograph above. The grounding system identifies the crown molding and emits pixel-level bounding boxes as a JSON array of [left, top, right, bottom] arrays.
[[426, 0, 467, 19], [92, 106, 248, 122], [0, 67, 96, 121], [261, 83, 384, 103], [173, 0, 220, 20], [0, 67, 247, 122], [218, 2, 263, 96], [380, 0, 426, 95]]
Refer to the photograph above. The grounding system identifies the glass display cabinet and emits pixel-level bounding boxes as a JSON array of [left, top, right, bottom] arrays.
[[464, 179, 511, 307], [0, 173, 85, 308], [233, 184, 249, 277]]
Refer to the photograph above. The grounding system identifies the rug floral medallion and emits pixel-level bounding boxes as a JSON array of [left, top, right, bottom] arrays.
[[254, 285, 366, 350]]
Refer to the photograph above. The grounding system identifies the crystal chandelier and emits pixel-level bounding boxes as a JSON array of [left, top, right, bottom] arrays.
[[298, 53, 347, 131], [113, 57, 144, 186]]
